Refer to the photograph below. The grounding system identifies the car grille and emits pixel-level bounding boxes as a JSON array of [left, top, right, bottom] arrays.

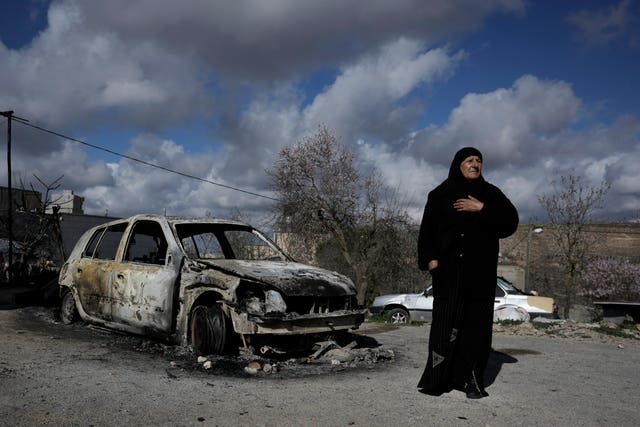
[[285, 295, 358, 315]]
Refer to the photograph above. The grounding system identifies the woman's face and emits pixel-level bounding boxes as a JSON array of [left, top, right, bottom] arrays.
[[460, 155, 482, 180]]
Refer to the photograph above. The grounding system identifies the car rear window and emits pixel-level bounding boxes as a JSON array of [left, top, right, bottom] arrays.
[[83, 223, 128, 260], [82, 227, 105, 258]]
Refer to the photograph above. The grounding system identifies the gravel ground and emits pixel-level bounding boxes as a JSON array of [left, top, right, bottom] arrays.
[[1, 307, 639, 426]]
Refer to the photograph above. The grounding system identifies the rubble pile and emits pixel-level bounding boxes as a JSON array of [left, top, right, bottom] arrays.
[[493, 318, 640, 342]]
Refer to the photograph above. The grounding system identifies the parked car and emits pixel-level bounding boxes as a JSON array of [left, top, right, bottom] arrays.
[[58, 215, 365, 354], [369, 277, 555, 324]]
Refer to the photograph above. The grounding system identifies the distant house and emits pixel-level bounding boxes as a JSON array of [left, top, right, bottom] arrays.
[[0, 186, 42, 215], [46, 190, 85, 215], [44, 190, 118, 262], [1, 187, 117, 265]]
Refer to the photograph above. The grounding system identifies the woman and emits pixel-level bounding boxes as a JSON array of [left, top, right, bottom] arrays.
[[417, 147, 518, 398]]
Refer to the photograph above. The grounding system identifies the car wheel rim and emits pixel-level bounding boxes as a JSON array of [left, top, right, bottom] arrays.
[[390, 312, 407, 324]]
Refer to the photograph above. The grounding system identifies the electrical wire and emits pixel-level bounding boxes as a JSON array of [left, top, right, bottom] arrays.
[[10, 116, 279, 202]]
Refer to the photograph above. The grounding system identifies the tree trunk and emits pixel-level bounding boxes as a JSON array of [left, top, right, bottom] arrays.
[[353, 264, 368, 306]]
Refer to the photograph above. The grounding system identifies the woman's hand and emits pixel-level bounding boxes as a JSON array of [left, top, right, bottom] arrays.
[[454, 195, 484, 212]]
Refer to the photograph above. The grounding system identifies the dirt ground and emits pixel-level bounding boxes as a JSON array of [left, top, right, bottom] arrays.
[[1, 307, 639, 426]]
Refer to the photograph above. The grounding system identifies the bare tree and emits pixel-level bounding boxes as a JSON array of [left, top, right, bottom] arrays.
[[267, 126, 413, 305], [0, 175, 65, 281], [538, 173, 609, 317]]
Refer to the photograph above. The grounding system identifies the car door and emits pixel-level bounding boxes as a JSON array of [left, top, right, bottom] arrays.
[[110, 219, 178, 333], [412, 288, 434, 322], [494, 282, 508, 309], [73, 222, 128, 321], [415, 288, 434, 310]]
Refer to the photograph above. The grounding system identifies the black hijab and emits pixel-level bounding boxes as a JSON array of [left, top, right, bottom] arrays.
[[447, 146, 483, 182]]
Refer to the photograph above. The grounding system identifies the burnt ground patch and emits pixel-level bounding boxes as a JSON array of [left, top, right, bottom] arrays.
[[9, 306, 396, 379], [129, 331, 396, 379]]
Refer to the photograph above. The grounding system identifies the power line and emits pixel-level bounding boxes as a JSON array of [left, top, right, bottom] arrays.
[[11, 116, 279, 202]]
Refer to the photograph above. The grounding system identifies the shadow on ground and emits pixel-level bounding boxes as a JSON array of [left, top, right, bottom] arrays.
[[484, 349, 519, 387]]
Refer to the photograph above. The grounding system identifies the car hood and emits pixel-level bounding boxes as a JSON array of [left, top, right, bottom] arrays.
[[195, 259, 356, 297]]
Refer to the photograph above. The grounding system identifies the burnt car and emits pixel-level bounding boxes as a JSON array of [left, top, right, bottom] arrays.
[[59, 214, 365, 354]]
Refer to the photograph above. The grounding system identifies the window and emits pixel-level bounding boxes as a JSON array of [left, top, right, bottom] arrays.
[[224, 230, 282, 261], [83, 227, 105, 258], [181, 232, 224, 260], [124, 221, 168, 265], [495, 284, 506, 298], [91, 223, 128, 260], [175, 223, 286, 261], [497, 277, 522, 295]]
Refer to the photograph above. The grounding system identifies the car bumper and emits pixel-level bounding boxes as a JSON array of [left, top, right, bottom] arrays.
[[230, 309, 367, 335]]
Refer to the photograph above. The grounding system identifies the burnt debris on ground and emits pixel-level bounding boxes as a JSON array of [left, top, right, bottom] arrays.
[[133, 331, 395, 379]]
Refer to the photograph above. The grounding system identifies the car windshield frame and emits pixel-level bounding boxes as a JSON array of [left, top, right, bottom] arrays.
[[173, 222, 290, 262], [497, 277, 525, 295]]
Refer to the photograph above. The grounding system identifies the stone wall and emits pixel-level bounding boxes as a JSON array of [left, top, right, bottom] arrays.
[[498, 222, 640, 291]]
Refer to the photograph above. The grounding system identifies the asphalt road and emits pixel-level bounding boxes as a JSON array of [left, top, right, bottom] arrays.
[[1, 307, 639, 426]]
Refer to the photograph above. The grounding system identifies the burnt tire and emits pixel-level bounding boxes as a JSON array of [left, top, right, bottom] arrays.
[[386, 308, 410, 324], [60, 290, 79, 325], [190, 304, 232, 355]]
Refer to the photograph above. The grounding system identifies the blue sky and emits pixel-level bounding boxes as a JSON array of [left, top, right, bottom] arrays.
[[1, 0, 639, 224]]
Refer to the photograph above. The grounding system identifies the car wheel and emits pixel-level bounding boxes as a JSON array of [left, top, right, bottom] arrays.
[[386, 308, 410, 324], [60, 290, 79, 325], [190, 304, 231, 355]]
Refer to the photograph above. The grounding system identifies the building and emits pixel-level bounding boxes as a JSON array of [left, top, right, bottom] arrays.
[[46, 190, 85, 215], [0, 186, 42, 215]]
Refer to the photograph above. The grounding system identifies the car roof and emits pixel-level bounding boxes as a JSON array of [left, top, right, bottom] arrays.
[[90, 214, 251, 229]]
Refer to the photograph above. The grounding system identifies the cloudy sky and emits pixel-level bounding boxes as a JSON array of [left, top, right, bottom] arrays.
[[1, 0, 639, 225]]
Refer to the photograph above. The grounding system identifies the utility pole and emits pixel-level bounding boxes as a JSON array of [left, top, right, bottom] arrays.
[[1, 111, 13, 284], [525, 224, 543, 292]]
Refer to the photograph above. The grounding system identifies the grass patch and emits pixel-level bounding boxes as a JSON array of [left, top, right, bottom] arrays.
[[366, 314, 387, 324], [595, 324, 638, 339], [532, 322, 562, 336]]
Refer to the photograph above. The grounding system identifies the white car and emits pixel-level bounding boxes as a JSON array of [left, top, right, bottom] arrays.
[[369, 277, 556, 324]]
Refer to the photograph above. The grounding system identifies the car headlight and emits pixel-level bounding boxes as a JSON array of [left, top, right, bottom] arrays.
[[265, 290, 287, 314]]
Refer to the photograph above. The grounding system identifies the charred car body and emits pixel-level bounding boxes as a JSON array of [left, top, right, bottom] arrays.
[[58, 215, 365, 354]]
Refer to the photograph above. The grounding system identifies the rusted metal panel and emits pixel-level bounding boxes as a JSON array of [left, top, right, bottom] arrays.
[[110, 262, 178, 333], [196, 259, 355, 296]]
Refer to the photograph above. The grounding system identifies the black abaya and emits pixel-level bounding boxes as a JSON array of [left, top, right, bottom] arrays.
[[416, 147, 518, 396]]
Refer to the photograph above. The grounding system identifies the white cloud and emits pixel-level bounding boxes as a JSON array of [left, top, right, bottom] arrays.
[[2, 0, 639, 224], [0, 1, 210, 129], [216, 41, 464, 190], [410, 75, 582, 166], [76, 0, 524, 80], [303, 40, 465, 143]]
